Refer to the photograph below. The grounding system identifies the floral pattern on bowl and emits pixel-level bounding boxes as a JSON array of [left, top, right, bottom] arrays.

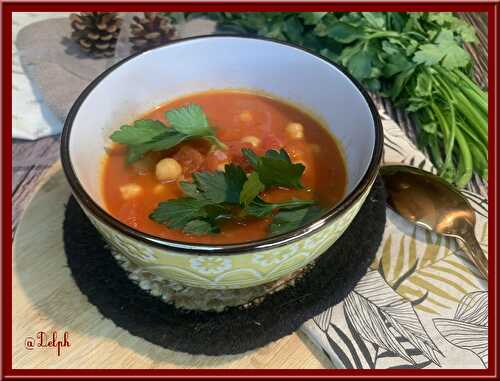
[[78, 188, 369, 289]]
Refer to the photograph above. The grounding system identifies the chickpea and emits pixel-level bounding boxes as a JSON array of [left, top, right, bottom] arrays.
[[239, 110, 253, 123], [120, 183, 143, 200], [286, 122, 304, 139], [155, 158, 182, 183], [241, 135, 261, 148]]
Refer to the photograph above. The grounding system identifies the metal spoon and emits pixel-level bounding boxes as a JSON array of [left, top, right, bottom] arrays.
[[380, 164, 488, 279]]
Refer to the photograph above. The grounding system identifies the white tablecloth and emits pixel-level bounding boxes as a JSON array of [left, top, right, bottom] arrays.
[[12, 12, 70, 140]]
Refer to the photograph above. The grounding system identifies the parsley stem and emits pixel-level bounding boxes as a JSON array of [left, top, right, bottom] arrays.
[[403, 31, 428, 41], [365, 30, 401, 39], [210, 137, 228, 151], [454, 128, 473, 187], [428, 136, 444, 169], [453, 90, 488, 143], [429, 102, 454, 176], [431, 76, 456, 173], [450, 68, 487, 100], [461, 87, 488, 117]]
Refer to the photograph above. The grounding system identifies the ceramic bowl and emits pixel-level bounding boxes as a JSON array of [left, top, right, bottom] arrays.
[[61, 35, 383, 290]]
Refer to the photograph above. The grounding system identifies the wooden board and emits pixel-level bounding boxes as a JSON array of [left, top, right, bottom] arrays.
[[12, 162, 330, 369]]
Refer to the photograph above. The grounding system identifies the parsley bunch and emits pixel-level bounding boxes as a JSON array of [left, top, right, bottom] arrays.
[[181, 12, 487, 187], [150, 148, 321, 236], [110, 103, 226, 163]]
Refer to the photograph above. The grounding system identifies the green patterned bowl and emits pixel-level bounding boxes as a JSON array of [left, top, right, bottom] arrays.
[[61, 35, 383, 290]]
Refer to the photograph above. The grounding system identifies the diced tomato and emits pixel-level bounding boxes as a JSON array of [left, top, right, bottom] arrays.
[[205, 149, 229, 171], [261, 133, 284, 151], [173, 145, 205, 176], [225, 141, 253, 171]]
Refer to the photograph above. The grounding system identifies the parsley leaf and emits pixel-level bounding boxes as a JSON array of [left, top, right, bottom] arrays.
[[149, 197, 230, 235], [269, 205, 323, 235], [428, 12, 456, 26], [239, 172, 265, 207], [179, 164, 247, 205], [361, 12, 386, 29], [125, 129, 189, 164], [110, 120, 167, 145], [299, 12, 328, 26], [179, 181, 203, 199], [165, 103, 210, 136], [427, 13, 477, 43], [328, 22, 364, 43], [150, 148, 320, 236], [183, 219, 219, 235], [242, 148, 260, 167], [191, 171, 228, 204], [223, 164, 248, 204], [242, 148, 305, 189], [149, 197, 211, 230], [182, 220, 220, 235], [347, 49, 376, 80], [166, 103, 226, 150], [246, 197, 315, 218], [110, 103, 226, 163], [413, 30, 470, 70], [382, 53, 414, 78]]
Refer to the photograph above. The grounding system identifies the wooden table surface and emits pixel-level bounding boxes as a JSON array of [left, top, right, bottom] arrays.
[[11, 13, 488, 234]]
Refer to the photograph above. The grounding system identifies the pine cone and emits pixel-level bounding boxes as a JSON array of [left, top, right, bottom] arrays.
[[129, 13, 176, 53], [70, 12, 123, 58]]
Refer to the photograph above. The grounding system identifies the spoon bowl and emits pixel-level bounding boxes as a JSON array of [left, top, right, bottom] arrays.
[[381, 164, 487, 278]]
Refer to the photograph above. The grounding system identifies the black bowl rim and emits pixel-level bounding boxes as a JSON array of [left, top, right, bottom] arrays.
[[60, 34, 384, 255]]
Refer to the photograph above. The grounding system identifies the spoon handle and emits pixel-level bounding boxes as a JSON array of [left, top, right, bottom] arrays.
[[460, 226, 488, 279]]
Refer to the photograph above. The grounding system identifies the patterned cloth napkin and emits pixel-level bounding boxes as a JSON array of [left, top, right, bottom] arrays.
[[15, 13, 488, 369], [301, 111, 488, 369]]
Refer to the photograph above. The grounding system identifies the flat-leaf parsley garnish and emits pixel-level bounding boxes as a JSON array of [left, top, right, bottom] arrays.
[[242, 148, 305, 189], [149, 148, 322, 236], [110, 103, 227, 164]]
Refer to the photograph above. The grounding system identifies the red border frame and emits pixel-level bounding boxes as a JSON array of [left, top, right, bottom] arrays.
[[2, 2, 498, 379]]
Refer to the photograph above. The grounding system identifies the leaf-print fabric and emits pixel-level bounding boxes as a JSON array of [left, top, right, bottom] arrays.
[[300, 109, 488, 369], [433, 292, 488, 367]]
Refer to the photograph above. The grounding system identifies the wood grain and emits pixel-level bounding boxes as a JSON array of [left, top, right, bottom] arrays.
[[12, 135, 60, 232], [12, 162, 330, 369]]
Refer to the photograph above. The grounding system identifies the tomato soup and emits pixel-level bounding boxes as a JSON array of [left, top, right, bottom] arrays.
[[101, 90, 347, 244]]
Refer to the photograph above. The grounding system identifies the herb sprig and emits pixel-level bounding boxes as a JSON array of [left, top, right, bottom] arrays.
[[110, 103, 227, 163], [149, 148, 319, 236]]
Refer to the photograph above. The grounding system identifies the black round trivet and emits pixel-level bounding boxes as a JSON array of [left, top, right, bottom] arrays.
[[63, 178, 386, 355]]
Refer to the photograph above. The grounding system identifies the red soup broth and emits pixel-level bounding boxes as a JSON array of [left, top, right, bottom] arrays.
[[101, 90, 347, 244]]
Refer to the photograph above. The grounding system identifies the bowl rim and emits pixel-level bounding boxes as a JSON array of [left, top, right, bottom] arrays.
[[60, 34, 383, 255]]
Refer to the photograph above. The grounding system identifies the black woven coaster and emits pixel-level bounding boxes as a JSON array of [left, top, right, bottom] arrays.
[[63, 178, 386, 356]]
